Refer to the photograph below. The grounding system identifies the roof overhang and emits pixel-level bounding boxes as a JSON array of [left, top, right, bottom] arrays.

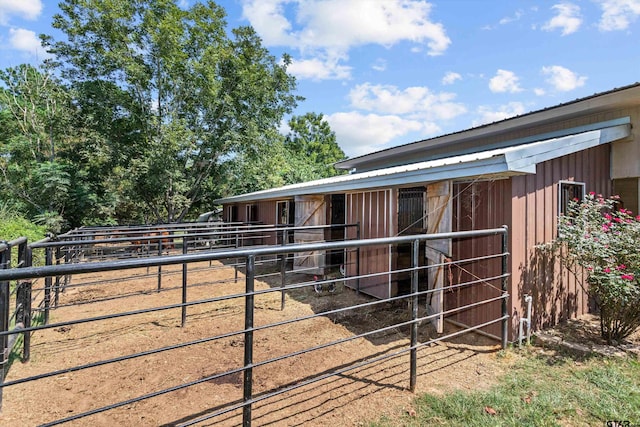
[[215, 119, 631, 204]]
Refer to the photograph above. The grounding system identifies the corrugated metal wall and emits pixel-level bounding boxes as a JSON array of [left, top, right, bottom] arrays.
[[221, 200, 280, 245], [510, 144, 612, 334], [451, 179, 511, 338], [345, 189, 395, 298]]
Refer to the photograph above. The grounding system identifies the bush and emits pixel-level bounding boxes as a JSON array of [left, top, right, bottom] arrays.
[[0, 205, 47, 267], [553, 192, 640, 343]]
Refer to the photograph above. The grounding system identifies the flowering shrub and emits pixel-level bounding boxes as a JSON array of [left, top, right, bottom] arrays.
[[554, 192, 640, 343]]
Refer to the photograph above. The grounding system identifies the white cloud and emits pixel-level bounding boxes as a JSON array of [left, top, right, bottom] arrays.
[[241, 0, 296, 46], [242, 0, 451, 80], [326, 111, 431, 157], [534, 87, 546, 96], [541, 65, 586, 91], [348, 83, 466, 120], [542, 3, 582, 35], [597, 0, 640, 31], [499, 10, 523, 25], [473, 102, 527, 126], [442, 71, 461, 85], [287, 55, 352, 80], [8, 28, 49, 59], [372, 58, 387, 72], [0, 0, 42, 25], [489, 69, 523, 93]]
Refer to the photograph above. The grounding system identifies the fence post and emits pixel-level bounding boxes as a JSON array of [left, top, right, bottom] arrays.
[[22, 247, 33, 362], [157, 239, 163, 292], [234, 228, 240, 283], [0, 244, 9, 410], [54, 246, 61, 307], [181, 237, 188, 327], [501, 226, 509, 350], [242, 255, 255, 427], [44, 246, 52, 324], [356, 222, 361, 294], [409, 238, 419, 392], [280, 229, 287, 311], [63, 243, 70, 290]]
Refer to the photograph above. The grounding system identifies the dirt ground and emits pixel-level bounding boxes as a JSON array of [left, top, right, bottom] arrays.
[[0, 260, 509, 426]]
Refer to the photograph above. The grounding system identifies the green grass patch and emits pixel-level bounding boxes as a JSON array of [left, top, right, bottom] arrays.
[[373, 350, 640, 427]]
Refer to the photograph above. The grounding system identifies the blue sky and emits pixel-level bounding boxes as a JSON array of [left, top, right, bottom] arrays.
[[1, 1, 640, 158]]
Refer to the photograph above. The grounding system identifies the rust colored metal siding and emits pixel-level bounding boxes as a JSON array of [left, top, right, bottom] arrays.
[[450, 179, 511, 338], [345, 189, 395, 298], [255, 200, 278, 245], [510, 144, 612, 336]]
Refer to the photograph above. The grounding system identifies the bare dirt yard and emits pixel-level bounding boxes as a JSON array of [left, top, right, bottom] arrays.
[[0, 260, 508, 426]]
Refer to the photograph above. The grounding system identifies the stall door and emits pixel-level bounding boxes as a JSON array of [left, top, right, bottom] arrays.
[[294, 195, 326, 275], [425, 180, 452, 333]]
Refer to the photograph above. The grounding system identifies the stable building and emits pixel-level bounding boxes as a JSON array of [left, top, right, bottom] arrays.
[[215, 83, 640, 339]]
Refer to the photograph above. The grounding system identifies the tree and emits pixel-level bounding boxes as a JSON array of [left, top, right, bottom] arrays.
[[284, 112, 346, 179], [0, 64, 75, 231], [44, 0, 300, 223]]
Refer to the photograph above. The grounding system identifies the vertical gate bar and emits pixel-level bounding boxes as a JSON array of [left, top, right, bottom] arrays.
[[501, 226, 509, 349], [409, 238, 419, 392], [63, 244, 70, 290], [242, 255, 255, 427], [157, 239, 163, 292], [280, 229, 287, 311], [54, 247, 61, 307], [44, 247, 52, 324], [17, 242, 26, 269], [235, 229, 239, 283], [181, 237, 188, 327], [22, 247, 32, 362], [0, 247, 9, 410], [356, 222, 361, 294]]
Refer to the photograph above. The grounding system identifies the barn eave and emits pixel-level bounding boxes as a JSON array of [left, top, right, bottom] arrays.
[[215, 120, 631, 204]]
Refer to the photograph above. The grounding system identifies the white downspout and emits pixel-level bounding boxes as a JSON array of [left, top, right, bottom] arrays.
[[518, 295, 533, 347]]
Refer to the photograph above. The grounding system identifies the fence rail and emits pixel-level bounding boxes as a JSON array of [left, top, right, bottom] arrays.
[[0, 225, 509, 426]]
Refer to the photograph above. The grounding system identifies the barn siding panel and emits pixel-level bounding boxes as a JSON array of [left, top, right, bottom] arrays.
[[345, 190, 393, 298], [510, 144, 611, 338], [450, 179, 510, 338]]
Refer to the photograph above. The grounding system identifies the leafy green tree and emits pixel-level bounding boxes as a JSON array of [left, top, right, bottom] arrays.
[[0, 64, 77, 230], [284, 112, 346, 179], [45, 0, 300, 223]]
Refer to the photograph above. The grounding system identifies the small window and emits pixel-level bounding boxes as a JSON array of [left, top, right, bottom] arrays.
[[227, 205, 238, 222], [558, 181, 585, 216], [246, 204, 258, 223], [398, 187, 426, 235], [276, 201, 290, 225]]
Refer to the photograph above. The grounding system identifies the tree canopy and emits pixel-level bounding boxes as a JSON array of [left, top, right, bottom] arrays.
[[0, 0, 346, 231]]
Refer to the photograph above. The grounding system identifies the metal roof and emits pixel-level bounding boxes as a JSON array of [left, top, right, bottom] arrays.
[[215, 119, 630, 204]]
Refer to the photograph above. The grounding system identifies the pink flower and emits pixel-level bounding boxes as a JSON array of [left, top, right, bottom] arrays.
[[616, 264, 626, 270], [589, 191, 596, 196], [602, 224, 610, 232], [604, 267, 611, 273], [635, 215, 640, 221], [604, 213, 612, 220], [587, 266, 594, 271], [621, 273, 634, 280]]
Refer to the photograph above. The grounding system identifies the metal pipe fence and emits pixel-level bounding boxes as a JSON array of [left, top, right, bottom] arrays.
[[0, 226, 509, 426]]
